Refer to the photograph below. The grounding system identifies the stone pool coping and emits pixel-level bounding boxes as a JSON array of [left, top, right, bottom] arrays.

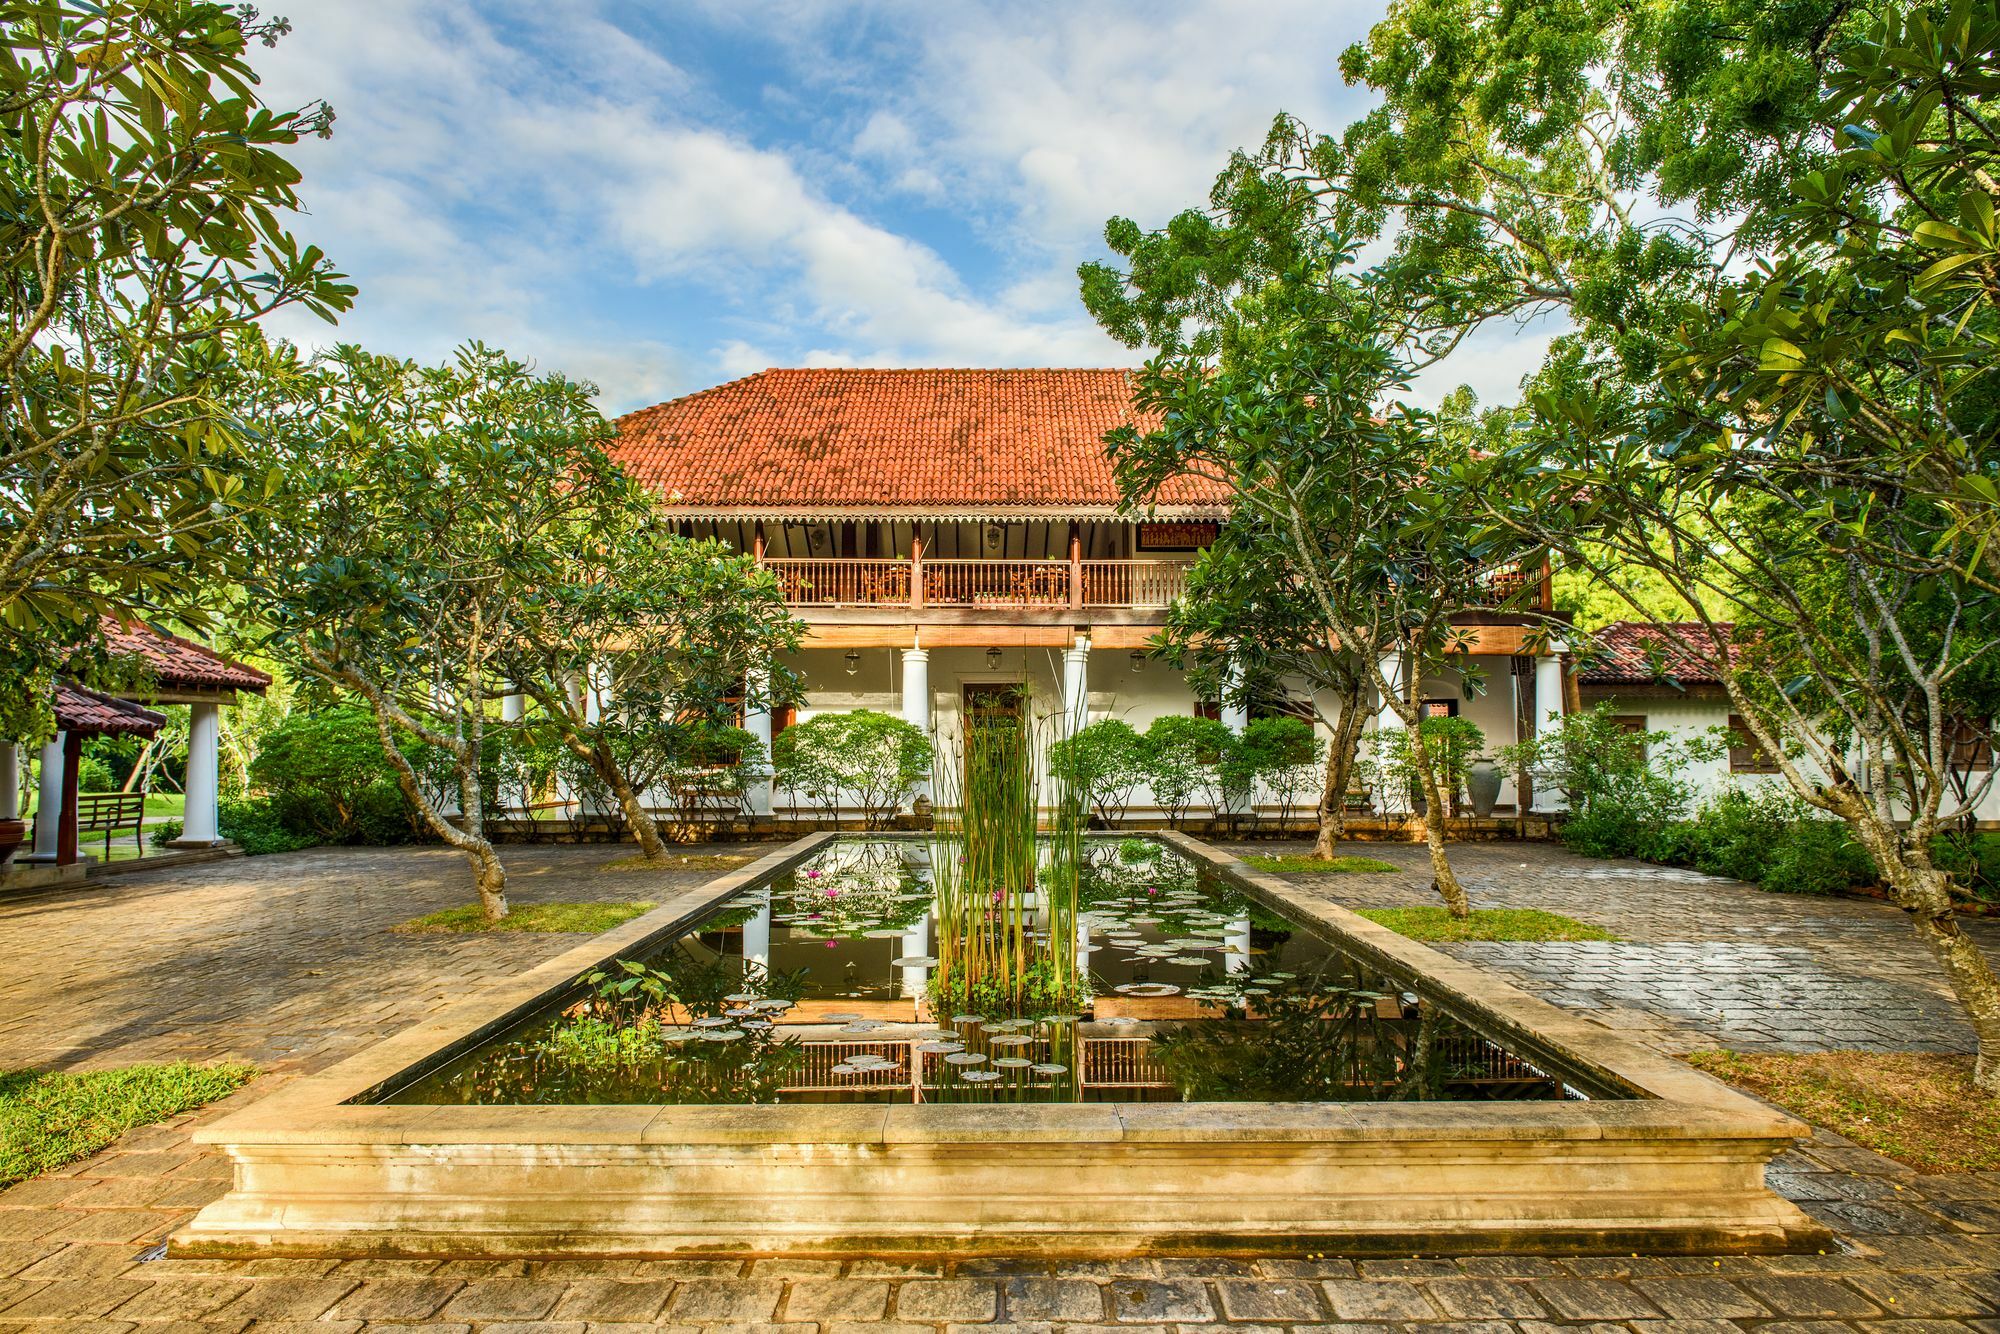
[[178, 831, 1830, 1258]]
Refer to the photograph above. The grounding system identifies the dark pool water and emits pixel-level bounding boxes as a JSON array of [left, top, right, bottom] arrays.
[[381, 838, 1606, 1106]]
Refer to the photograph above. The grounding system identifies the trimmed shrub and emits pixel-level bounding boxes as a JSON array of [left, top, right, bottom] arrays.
[[149, 798, 319, 856], [771, 710, 931, 828]]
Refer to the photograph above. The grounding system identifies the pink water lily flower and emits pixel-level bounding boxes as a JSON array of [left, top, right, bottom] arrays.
[[825, 940, 838, 949]]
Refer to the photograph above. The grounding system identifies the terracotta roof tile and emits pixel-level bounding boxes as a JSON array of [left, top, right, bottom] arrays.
[[608, 368, 1229, 515], [54, 682, 165, 737], [1580, 621, 1736, 685], [104, 621, 269, 694]]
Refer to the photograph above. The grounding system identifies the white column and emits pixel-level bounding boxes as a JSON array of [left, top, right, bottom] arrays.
[[0, 741, 17, 823], [1531, 651, 1566, 813], [899, 914, 930, 1003], [1226, 912, 1252, 975], [744, 664, 774, 818], [29, 734, 64, 859], [741, 902, 772, 978], [1375, 651, 1407, 733], [174, 703, 222, 845], [1061, 637, 1090, 739], [577, 663, 611, 815], [498, 693, 524, 814], [900, 648, 931, 806], [1220, 656, 1250, 815]]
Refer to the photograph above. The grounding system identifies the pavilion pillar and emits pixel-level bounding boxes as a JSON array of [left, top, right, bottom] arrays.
[[901, 647, 931, 806], [27, 733, 66, 862], [0, 741, 16, 822], [742, 901, 772, 977], [744, 664, 774, 818], [173, 702, 223, 846], [55, 731, 80, 865], [1531, 650, 1567, 813]]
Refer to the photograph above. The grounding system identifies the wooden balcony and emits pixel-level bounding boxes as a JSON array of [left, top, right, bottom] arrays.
[[763, 556, 1194, 612]]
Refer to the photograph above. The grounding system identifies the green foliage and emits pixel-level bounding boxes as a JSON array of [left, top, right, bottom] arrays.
[[250, 707, 418, 841], [0, 1062, 257, 1188], [1373, 717, 1485, 816], [1499, 704, 1723, 858], [1646, 790, 1876, 896], [1048, 719, 1147, 824], [72, 756, 114, 794], [1139, 714, 1234, 828], [1229, 716, 1321, 824], [395, 901, 657, 935], [0, 2, 352, 743], [1930, 832, 2000, 903], [1244, 853, 1398, 874], [1357, 907, 1619, 943], [149, 797, 318, 857], [771, 710, 931, 828]]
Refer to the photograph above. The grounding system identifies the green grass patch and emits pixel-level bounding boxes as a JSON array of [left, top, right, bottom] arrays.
[[1245, 853, 1400, 874], [393, 901, 656, 934], [0, 1063, 256, 1188], [1685, 1050, 2000, 1174], [142, 792, 184, 818], [1356, 906, 1619, 942], [601, 851, 755, 873]]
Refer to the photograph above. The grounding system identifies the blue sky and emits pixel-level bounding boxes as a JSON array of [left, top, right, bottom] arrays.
[[255, 1, 1552, 415]]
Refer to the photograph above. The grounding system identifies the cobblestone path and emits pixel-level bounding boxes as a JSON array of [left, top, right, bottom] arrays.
[[0, 839, 1994, 1331], [1232, 839, 2000, 1055]]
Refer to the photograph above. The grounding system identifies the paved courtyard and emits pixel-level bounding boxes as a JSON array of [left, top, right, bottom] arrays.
[[0, 837, 1996, 1332]]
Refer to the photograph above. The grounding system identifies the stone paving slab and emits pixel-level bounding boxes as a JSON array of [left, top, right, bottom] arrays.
[[1227, 838, 1999, 1055], [0, 838, 1997, 1329]]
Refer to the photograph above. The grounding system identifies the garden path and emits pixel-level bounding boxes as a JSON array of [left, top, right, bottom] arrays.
[[0, 839, 1993, 1331], [1230, 838, 2000, 1056]]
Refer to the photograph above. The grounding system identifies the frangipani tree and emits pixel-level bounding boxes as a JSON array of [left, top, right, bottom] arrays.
[[1478, 1, 2000, 1091], [501, 505, 802, 859], [246, 341, 621, 920], [1091, 254, 1547, 916], [0, 1, 351, 739]]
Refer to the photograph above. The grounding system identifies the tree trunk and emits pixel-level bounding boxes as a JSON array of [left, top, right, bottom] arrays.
[[1404, 719, 1471, 919], [1841, 801, 2000, 1093], [1313, 686, 1368, 859], [468, 841, 509, 922], [587, 741, 667, 859]]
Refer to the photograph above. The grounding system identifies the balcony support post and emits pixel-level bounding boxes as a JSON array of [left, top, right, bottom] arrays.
[[1061, 635, 1090, 740], [901, 647, 932, 805], [911, 534, 925, 610], [1068, 523, 1082, 610]]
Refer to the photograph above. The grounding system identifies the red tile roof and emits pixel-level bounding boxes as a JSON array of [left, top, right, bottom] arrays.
[[609, 368, 1230, 517], [104, 621, 269, 695], [54, 682, 166, 737], [1579, 621, 1736, 685]]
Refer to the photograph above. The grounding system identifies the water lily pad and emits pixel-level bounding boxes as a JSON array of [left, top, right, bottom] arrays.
[[916, 1041, 964, 1054], [1030, 1062, 1068, 1075], [993, 1056, 1034, 1068], [959, 1069, 1002, 1082], [943, 1051, 988, 1065], [890, 956, 939, 968]]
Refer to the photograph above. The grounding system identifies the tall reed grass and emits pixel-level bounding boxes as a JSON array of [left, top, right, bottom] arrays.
[[927, 693, 1087, 1016]]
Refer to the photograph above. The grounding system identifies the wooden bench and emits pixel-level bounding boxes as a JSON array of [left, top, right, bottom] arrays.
[[76, 791, 147, 857]]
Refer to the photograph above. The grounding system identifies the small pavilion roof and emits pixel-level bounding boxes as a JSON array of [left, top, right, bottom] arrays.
[[104, 620, 269, 696], [54, 682, 166, 738], [609, 368, 1231, 520]]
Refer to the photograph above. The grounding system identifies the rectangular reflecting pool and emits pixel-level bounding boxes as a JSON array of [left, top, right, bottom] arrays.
[[385, 837, 1606, 1107], [180, 832, 1827, 1259]]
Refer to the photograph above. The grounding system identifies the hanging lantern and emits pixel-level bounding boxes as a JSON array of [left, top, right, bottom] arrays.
[[985, 646, 1003, 670], [844, 649, 861, 676]]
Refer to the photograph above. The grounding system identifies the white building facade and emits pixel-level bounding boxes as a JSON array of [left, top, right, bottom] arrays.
[[610, 368, 1567, 823]]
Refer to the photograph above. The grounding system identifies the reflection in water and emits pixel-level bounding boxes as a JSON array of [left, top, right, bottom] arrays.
[[384, 838, 1594, 1107]]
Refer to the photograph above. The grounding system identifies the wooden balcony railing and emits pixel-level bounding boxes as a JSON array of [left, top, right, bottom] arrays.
[[762, 556, 1194, 611]]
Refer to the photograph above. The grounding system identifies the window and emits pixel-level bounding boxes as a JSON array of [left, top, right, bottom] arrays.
[[1611, 714, 1649, 762], [1419, 698, 1458, 719], [1728, 715, 1780, 774], [1946, 716, 1993, 771], [1194, 700, 1222, 721]]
